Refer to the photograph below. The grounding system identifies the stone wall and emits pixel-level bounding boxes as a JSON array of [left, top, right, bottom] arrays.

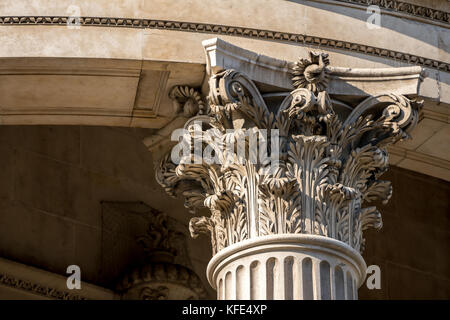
[[0, 125, 215, 298]]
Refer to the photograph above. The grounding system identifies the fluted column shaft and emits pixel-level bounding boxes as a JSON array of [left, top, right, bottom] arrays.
[[207, 235, 366, 300]]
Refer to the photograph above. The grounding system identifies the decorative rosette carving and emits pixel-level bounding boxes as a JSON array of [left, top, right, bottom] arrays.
[[291, 52, 330, 93]]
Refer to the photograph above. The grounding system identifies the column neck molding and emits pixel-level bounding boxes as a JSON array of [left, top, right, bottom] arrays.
[[207, 234, 367, 299], [207, 233, 367, 286]]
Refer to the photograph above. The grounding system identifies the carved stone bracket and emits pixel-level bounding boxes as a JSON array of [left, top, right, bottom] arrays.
[[143, 85, 207, 155], [153, 50, 422, 300]]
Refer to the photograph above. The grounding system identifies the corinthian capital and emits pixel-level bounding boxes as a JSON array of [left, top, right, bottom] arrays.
[[155, 51, 422, 299]]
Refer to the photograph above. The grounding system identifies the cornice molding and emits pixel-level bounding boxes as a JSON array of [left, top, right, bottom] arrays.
[[388, 145, 450, 171], [0, 16, 448, 73], [327, 0, 449, 26], [422, 108, 450, 123], [0, 272, 87, 300], [0, 257, 116, 300]]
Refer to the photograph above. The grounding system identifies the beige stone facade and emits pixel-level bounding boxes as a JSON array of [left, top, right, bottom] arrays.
[[0, 0, 448, 300]]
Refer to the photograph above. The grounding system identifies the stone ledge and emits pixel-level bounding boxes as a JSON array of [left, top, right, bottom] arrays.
[[203, 37, 425, 97], [0, 257, 116, 300], [0, 15, 448, 73]]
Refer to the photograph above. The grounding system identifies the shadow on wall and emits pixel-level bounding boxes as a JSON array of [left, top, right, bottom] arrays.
[[359, 166, 450, 299]]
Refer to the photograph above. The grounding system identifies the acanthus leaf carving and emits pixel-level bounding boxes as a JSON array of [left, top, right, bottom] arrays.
[[155, 52, 422, 255]]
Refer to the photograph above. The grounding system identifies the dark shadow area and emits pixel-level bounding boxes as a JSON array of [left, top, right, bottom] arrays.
[[360, 166, 450, 299]]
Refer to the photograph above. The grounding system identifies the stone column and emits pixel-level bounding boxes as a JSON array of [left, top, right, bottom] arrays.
[[208, 234, 365, 300], [155, 52, 421, 300]]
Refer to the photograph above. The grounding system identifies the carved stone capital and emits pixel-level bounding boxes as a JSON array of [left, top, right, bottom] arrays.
[[116, 209, 208, 300], [155, 52, 422, 299], [118, 263, 207, 300]]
